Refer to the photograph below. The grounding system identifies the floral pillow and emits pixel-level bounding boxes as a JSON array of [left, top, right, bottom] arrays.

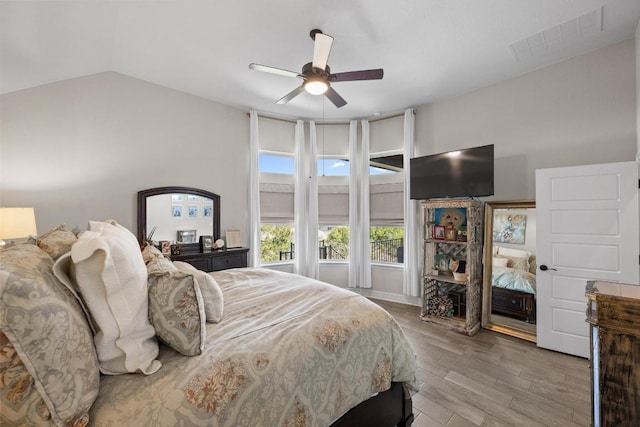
[[147, 270, 206, 356], [145, 255, 206, 356], [36, 224, 78, 260], [0, 244, 100, 426], [174, 261, 224, 323]]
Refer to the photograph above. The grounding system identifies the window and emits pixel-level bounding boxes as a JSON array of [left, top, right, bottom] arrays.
[[259, 153, 294, 174], [319, 225, 349, 260], [370, 226, 404, 263], [260, 224, 294, 263]]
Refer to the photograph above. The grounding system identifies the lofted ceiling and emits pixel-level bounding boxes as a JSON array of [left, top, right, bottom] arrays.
[[1, 0, 639, 121]]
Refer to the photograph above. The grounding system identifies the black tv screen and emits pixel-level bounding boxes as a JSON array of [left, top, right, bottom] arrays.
[[410, 144, 494, 200]]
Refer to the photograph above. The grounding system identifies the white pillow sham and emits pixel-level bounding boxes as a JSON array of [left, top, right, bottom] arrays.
[[59, 220, 161, 375]]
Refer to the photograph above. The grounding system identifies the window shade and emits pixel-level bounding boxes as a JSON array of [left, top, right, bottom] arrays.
[[260, 182, 294, 224], [318, 184, 349, 225], [370, 182, 404, 225]]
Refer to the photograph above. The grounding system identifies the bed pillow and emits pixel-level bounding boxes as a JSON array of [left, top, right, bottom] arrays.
[[0, 244, 100, 426], [142, 244, 164, 264], [174, 261, 224, 323], [495, 254, 529, 271], [492, 257, 509, 267], [496, 246, 531, 259], [147, 270, 206, 356], [36, 224, 77, 260], [67, 220, 161, 375]]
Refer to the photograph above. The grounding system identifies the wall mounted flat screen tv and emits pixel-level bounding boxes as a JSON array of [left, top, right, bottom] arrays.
[[410, 144, 494, 200]]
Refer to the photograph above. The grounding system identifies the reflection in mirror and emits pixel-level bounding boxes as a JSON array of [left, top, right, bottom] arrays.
[[146, 194, 214, 241], [137, 187, 220, 254], [482, 200, 536, 342]]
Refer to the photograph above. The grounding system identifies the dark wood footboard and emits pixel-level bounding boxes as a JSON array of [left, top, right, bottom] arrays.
[[491, 287, 536, 323], [330, 382, 413, 427]]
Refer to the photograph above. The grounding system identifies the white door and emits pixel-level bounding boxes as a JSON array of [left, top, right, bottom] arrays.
[[536, 161, 639, 357]]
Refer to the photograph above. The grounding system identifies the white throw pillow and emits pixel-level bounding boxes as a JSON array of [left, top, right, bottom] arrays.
[[174, 261, 224, 323], [68, 220, 161, 375], [492, 257, 509, 267]]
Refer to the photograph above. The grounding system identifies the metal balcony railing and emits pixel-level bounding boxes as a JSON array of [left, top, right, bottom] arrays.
[[279, 238, 403, 263]]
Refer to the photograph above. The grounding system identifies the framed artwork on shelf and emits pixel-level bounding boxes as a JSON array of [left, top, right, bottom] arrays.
[[434, 225, 445, 240], [226, 230, 242, 248], [199, 235, 213, 251], [160, 241, 171, 255], [445, 228, 457, 241]]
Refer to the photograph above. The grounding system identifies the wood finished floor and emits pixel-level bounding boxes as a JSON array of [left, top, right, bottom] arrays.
[[369, 299, 591, 427]]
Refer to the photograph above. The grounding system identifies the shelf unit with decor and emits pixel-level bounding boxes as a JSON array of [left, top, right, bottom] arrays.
[[420, 199, 483, 335]]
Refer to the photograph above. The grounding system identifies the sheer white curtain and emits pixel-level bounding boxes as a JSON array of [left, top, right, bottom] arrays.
[[403, 109, 421, 296], [248, 111, 261, 267], [348, 120, 371, 288], [348, 120, 360, 288], [294, 120, 319, 279], [359, 120, 371, 288]]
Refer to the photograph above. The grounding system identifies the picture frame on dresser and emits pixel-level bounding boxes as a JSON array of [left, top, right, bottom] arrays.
[[199, 235, 213, 251], [226, 230, 242, 248]]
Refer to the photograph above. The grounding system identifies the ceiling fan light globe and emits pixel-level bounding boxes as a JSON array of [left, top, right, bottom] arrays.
[[304, 79, 329, 95]]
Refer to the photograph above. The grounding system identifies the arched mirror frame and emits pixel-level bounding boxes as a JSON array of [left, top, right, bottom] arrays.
[[137, 186, 220, 254], [482, 200, 536, 343]]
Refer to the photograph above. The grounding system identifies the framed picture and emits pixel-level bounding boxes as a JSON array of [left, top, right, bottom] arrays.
[[171, 194, 184, 202], [188, 195, 199, 201], [203, 206, 213, 217], [177, 229, 197, 243], [493, 213, 527, 244], [445, 228, 457, 241], [433, 225, 445, 240], [226, 230, 242, 248], [199, 235, 213, 251], [434, 207, 467, 229], [188, 205, 198, 218], [160, 241, 171, 255], [171, 205, 182, 218]]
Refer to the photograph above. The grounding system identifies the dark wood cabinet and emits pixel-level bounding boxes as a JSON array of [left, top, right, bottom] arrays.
[[171, 247, 249, 272], [586, 281, 640, 427]]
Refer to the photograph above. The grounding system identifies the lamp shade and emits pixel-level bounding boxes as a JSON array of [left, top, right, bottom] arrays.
[[0, 208, 38, 240]]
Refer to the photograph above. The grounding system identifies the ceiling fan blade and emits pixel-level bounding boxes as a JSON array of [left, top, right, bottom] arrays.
[[312, 33, 333, 71], [249, 63, 301, 79], [276, 86, 305, 104], [330, 68, 384, 82], [325, 87, 347, 108]]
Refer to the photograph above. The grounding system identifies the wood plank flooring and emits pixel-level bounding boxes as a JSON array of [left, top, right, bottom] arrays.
[[369, 299, 591, 427]]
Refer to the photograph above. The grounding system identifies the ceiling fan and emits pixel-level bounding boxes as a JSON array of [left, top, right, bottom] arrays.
[[249, 29, 383, 108]]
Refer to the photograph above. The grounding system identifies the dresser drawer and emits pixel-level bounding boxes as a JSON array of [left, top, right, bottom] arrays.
[[212, 253, 246, 271]]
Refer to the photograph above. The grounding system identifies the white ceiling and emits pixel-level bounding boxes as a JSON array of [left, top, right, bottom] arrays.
[[1, 1, 639, 121]]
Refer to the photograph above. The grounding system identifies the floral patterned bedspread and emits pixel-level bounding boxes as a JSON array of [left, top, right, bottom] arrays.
[[89, 268, 419, 427]]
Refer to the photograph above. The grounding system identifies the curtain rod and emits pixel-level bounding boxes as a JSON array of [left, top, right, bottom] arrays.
[[246, 109, 416, 125]]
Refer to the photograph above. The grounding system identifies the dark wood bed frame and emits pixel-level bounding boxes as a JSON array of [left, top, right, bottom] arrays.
[[491, 287, 536, 323], [331, 382, 413, 427]]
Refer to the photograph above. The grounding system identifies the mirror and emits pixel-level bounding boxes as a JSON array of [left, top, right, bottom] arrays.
[[137, 186, 220, 254], [482, 200, 536, 342]]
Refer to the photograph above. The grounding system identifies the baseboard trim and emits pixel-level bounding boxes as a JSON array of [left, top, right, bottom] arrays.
[[351, 288, 421, 307]]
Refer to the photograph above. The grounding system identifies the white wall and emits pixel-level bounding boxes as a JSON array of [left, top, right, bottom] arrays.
[[636, 21, 640, 159], [415, 39, 637, 201], [1, 39, 636, 304], [0, 72, 249, 240]]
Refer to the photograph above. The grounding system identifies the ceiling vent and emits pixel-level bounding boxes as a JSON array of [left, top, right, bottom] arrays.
[[509, 6, 604, 62]]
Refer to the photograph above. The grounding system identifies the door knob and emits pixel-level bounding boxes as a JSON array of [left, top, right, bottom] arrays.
[[539, 264, 557, 271]]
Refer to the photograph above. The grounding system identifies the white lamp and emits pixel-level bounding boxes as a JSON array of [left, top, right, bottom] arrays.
[[0, 207, 38, 246]]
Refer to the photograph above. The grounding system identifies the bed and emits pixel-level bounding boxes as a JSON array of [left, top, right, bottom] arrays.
[[0, 225, 419, 427], [491, 247, 537, 323]]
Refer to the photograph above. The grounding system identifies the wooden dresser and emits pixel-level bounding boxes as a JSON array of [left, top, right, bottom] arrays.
[[171, 247, 249, 272], [585, 281, 640, 427]]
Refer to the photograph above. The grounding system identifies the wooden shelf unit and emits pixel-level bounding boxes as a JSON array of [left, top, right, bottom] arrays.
[[420, 199, 483, 336]]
